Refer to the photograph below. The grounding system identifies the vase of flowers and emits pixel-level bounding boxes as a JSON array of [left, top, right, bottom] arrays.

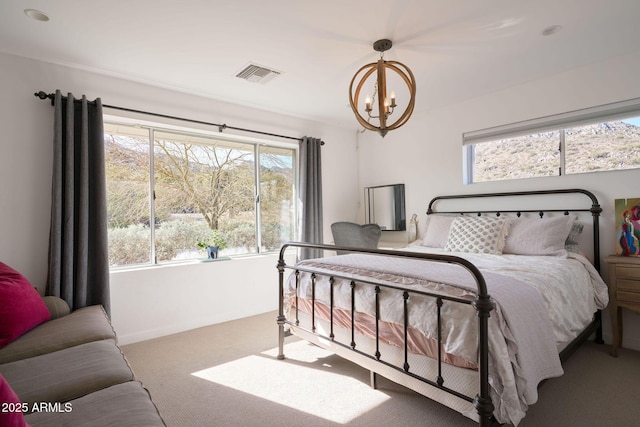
[[196, 229, 228, 259]]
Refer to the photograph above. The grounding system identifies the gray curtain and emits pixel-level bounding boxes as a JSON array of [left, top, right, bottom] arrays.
[[46, 90, 110, 315], [298, 136, 324, 260]]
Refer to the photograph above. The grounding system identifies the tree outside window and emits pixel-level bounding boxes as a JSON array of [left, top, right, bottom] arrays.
[[104, 123, 295, 267]]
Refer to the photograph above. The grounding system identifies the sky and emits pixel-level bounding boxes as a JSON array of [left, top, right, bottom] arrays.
[[622, 117, 640, 127]]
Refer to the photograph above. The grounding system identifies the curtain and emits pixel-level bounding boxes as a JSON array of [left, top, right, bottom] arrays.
[[298, 136, 324, 260], [46, 90, 111, 316]]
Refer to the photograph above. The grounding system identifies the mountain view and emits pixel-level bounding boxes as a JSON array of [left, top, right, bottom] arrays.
[[473, 120, 640, 182]]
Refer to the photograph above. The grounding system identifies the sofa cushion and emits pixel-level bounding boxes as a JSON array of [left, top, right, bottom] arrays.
[[0, 338, 134, 411], [0, 373, 28, 427], [0, 305, 116, 364], [24, 381, 165, 427], [0, 261, 51, 350], [41, 296, 71, 319]]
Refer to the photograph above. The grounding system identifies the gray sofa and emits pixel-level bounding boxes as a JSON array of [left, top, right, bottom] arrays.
[[0, 297, 165, 426]]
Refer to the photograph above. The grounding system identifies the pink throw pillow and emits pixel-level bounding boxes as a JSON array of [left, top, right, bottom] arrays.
[[0, 374, 30, 427], [0, 262, 51, 349]]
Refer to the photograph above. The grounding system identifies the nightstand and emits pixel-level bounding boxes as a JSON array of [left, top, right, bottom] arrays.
[[605, 255, 640, 357]]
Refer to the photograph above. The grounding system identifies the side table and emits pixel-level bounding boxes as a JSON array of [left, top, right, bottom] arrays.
[[605, 255, 640, 357]]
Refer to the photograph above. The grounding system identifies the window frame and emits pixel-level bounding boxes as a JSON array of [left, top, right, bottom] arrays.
[[463, 97, 640, 184], [104, 114, 298, 269]]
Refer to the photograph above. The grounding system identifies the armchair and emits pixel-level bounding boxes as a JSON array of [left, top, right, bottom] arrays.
[[330, 222, 382, 255]]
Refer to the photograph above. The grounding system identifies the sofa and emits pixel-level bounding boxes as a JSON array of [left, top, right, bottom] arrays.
[[0, 262, 165, 427]]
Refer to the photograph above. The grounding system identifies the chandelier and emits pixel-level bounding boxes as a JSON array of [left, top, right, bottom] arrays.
[[349, 39, 416, 137]]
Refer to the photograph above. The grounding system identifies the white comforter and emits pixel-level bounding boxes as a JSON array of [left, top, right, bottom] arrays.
[[285, 249, 608, 425], [404, 247, 609, 345]]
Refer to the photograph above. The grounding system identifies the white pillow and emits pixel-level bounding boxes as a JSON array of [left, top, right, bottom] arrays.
[[421, 215, 455, 248], [444, 216, 509, 254], [503, 216, 576, 256]]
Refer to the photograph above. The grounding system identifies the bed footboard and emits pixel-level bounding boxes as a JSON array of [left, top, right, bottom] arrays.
[[277, 242, 496, 427]]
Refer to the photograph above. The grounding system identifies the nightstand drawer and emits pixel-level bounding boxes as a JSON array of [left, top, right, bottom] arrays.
[[616, 265, 640, 279], [618, 278, 640, 292], [606, 255, 640, 357], [618, 291, 640, 304]]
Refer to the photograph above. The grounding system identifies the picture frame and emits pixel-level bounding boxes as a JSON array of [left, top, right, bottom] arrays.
[[615, 198, 640, 256]]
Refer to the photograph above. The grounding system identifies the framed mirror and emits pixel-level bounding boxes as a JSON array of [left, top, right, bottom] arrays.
[[364, 184, 406, 231]]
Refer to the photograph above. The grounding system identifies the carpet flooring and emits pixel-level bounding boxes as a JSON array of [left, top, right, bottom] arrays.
[[122, 311, 640, 427]]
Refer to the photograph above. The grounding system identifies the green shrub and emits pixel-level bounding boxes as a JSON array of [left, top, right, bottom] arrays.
[[108, 224, 151, 266], [155, 221, 211, 261]]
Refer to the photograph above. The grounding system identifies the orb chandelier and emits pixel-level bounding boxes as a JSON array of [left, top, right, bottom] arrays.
[[349, 39, 416, 137]]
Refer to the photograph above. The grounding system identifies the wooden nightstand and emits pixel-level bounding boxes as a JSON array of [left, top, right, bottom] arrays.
[[605, 255, 640, 357]]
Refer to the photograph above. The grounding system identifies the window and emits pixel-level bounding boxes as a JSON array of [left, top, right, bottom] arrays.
[[471, 131, 560, 181], [104, 122, 296, 268], [564, 120, 640, 174], [464, 99, 640, 183]]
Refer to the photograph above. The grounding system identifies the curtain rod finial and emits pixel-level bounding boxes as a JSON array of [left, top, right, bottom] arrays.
[[34, 91, 55, 105]]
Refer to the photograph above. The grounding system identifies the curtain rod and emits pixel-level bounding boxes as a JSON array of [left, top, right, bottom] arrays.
[[34, 90, 309, 143]]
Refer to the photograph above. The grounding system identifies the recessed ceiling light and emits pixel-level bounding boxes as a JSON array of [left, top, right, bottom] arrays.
[[541, 25, 562, 36], [24, 9, 50, 22]]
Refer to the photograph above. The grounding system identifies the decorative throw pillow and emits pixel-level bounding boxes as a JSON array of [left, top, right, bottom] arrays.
[[0, 262, 51, 349], [444, 216, 509, 254], [0, 374, 29, 427], [421, 215, 456, 248], [503, 216, 576, 256], [565, 222, 584, 253]]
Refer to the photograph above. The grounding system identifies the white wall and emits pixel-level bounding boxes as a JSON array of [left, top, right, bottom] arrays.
[[0, 52, 359, 344], [110, 254, 295, 344], [4, 48, 640, 348], [357, 50, 640, 351]]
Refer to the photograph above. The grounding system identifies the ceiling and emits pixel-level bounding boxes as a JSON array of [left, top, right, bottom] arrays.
[[2, 1, 640, 130]]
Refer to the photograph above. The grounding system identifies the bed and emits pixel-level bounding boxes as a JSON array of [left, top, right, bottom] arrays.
[[276, 189, 609, 426]]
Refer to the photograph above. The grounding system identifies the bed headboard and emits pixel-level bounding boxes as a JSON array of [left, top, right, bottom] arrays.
[[426, 189, 602, 271]]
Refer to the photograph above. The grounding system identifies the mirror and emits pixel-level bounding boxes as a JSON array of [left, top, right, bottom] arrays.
[[364, 184, 406, 231]]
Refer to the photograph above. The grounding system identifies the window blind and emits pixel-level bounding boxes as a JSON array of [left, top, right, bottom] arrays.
[[463, 97, 640, 145]]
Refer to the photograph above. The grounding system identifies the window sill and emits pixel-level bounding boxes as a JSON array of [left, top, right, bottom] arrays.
[[109, 249, 296, 273], [199, 256, 231, 263]]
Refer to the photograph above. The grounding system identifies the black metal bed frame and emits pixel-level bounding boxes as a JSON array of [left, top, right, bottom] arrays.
[[276, 189, 602, 426]]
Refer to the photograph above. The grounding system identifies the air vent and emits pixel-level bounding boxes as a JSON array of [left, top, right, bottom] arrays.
[[235, 63, 281, 84]]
